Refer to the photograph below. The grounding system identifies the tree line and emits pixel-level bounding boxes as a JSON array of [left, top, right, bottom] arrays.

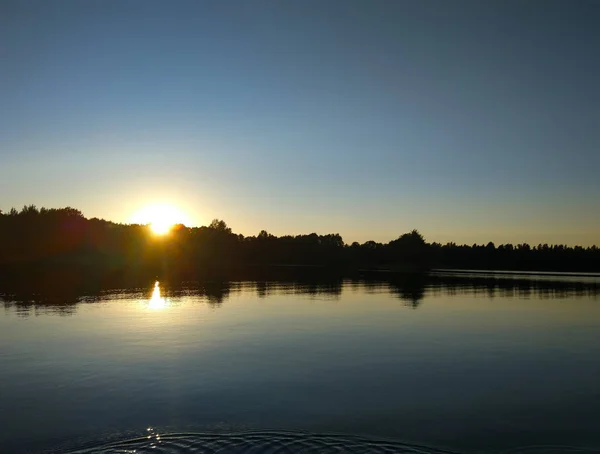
[[0, 205, 598, 277]]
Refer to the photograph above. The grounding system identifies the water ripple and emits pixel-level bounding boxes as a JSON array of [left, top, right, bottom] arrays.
[[59, 430, 600, 454], [64, 430, 460, 454]]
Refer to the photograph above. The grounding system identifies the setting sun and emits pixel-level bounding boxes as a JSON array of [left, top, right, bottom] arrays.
[[131, 203, 191, 235]]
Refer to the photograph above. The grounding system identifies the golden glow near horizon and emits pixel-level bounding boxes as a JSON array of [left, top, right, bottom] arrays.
[[130, 203, 191, 235]]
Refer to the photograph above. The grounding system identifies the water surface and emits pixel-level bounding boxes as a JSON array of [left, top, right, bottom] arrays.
[[1, 275, 599, 453]]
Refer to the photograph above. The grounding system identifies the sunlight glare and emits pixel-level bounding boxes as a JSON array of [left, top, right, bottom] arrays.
[[148, 281, 168, 310], [131, 203, 191, 235]]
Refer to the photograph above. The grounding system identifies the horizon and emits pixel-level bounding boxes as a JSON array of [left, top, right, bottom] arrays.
[[1, 203, 598, 248], [2, 1, 599, 247]]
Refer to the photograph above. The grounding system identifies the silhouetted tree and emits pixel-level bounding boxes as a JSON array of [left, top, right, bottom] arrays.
[[0, 205, 598, 276], [209, 219, 231, 233]]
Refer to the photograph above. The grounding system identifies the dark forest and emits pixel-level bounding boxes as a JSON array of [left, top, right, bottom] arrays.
[[1, 206, 599, 279]]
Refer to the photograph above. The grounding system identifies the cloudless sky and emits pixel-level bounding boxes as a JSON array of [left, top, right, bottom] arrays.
[[1, 0, 599, 245]]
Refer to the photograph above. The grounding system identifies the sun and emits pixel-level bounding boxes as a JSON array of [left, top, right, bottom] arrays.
[[150, 219, 172, 235], [131, 203, 191, 235]]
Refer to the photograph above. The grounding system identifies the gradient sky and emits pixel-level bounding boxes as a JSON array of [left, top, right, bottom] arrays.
[[1, 0, 599, 245]]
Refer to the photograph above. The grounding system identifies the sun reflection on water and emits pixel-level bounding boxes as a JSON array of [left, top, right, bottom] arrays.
[[148, 281, 168, 310], [146, 426, 161, 449]]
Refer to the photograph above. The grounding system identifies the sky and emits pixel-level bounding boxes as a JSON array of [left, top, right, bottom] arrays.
[[1, 0, 599, 246]]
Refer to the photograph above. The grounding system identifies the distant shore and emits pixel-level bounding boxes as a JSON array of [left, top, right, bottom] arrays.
[[431, 268, 600, 278], [1, 206, 599, 275]]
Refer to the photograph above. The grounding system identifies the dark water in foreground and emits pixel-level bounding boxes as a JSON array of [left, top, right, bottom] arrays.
[[1, 274, 600, 453]]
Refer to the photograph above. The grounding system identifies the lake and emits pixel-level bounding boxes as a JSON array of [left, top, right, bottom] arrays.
[[1, 272, 600, 453]]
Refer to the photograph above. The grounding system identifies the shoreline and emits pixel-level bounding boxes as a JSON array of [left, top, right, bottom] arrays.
[[432, 268, 600, 278]]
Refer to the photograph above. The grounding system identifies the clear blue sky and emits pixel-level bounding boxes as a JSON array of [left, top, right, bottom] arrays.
[[1, 0, 598, 245]]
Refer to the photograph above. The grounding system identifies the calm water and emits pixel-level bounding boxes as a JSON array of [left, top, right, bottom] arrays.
[[1, 274, 600, 453]]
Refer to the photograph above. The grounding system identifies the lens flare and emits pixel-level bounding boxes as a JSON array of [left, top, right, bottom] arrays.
[[131, 203, 190, 235]]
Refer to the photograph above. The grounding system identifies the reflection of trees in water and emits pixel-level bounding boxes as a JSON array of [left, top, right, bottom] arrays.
[[296, 279, 343, 299], [253, 279, 343, 299], [350, 276, 427, 308], [200, 281, 230, 307], [256, 281, 269, 299], [0, 268, 147, 317], [175, 275, 599, 309], [1, 272, 598, 316], [2, 298, 80, 317], [428, 274, 600, 300], [163, 281, 233, 307], [1, 287, 92, 317], [387, 280, 426, 309], [350, 274, 599, 309]]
